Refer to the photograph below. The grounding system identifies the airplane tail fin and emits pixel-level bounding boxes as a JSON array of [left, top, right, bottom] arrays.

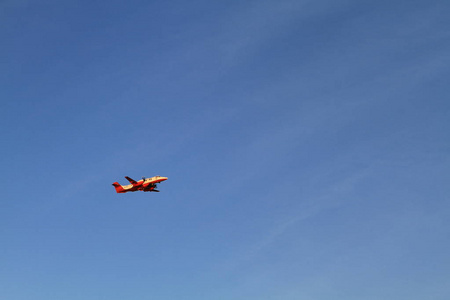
[[112, 182, 125, 193]]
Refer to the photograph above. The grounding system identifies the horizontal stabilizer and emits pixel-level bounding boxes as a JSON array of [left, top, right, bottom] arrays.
[[112, 182, 125, 193]]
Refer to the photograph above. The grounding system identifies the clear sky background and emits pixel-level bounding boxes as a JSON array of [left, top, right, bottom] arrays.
[[1, 0, 449, 299]]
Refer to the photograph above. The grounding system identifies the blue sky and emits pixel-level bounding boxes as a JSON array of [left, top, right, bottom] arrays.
[[1, 0, 449, 299]]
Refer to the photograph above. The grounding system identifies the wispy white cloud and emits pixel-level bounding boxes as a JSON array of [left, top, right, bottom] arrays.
[[215, 163, 370, 274]]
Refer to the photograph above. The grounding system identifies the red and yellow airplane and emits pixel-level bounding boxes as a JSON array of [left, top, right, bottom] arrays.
[[112, 175, 168, 193]]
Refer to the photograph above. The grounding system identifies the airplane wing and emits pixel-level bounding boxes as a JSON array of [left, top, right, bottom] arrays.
[[125, 176, 137, 184], [143, 182, 159, 192]]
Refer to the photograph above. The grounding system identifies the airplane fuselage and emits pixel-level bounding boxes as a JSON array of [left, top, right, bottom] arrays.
[[112, 176, 168, 193]]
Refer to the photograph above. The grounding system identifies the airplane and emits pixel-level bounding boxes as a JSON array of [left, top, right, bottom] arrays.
[[112, 175, 168, 193]]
